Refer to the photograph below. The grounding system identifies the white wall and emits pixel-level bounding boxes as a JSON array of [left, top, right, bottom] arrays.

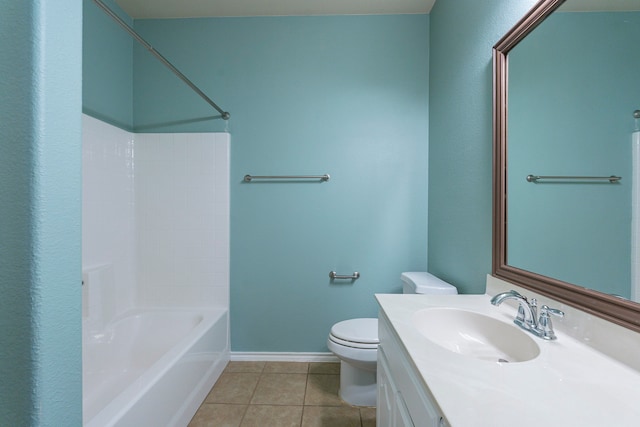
[[82, 115, 229, 323]]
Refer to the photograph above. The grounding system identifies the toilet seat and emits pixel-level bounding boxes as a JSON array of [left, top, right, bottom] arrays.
[[329, 318, 378, 349], [329, 335, 378, 349], [327, 337, 378, 365]]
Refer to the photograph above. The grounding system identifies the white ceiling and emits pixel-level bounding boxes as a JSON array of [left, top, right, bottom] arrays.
[[115, 0, 437, 19]]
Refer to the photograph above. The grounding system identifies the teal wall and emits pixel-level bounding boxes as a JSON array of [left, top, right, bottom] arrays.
[[81, 0, 600, 350], [427, 0, 537, 293], [83, 0, 134, 130], [4, 0, 595, 422], [508, 12, 640, 298], [0, 0, 82, 425], [132, 15, 430, 352]]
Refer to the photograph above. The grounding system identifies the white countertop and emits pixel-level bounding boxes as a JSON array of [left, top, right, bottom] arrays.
[[376, 293, 640, 427]]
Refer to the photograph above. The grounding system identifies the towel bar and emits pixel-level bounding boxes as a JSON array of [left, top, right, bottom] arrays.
[[244, 174, 330, 182], [526, 174, 621, 183]]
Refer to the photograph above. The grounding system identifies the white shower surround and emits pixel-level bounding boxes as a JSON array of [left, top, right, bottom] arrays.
[[82, 116, 137, 316], [82, 114, 230, 311], [81, 115, 230, 426], [135, 131, 230, 307]]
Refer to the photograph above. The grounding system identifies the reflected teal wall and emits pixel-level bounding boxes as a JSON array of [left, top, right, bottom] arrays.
[[428, 0, 537, 293], [83, 0, 133, 130], [133, 15, 430, 351], [0, 0, 82, 425], [508, 12, 640, 297]]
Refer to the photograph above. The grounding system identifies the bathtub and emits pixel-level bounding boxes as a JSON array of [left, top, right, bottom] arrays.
[[83, 308, 229, 427]]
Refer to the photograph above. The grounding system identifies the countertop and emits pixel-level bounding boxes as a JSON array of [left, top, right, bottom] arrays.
[[376, 293, 640, 427]]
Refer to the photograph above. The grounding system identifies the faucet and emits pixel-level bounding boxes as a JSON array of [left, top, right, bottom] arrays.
[[491, 290, 564, 340], [490, 290, 538, 330]]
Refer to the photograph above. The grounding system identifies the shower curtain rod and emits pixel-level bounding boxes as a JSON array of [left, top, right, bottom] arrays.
[[93, 0, 230, 120]]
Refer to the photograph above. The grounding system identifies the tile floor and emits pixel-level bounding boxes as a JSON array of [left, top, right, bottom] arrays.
[[188, 361, 376, 427]]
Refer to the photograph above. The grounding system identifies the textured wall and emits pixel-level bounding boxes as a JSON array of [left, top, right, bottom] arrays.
[[0, 0, 82, 425], [132, 15, 430, 352], [428, 0, 537, 294]]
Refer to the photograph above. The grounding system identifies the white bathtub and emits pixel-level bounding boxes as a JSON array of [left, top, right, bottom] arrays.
[[83, 308, 229, 427]]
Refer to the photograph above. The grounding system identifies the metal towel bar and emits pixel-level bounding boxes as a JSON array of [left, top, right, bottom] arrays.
[[329, 271, 360, 280], [244, 174, 330, 182], [526, 174, 621, 183]]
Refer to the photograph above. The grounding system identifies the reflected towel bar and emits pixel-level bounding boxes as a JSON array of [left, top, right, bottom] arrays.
[[526, 175, 621, 183], [244, 174, 330, 182], [329, 271, 360, 280]]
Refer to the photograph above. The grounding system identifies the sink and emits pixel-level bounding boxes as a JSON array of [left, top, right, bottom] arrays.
[[411, 308, 540, 363]]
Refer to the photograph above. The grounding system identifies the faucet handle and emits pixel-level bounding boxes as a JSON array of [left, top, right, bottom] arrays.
[[537, 305, 564, 340], [540, 305, 564, 318], [527, 298, 538, 327]]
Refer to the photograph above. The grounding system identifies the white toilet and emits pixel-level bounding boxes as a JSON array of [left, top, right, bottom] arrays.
[[327, 272, 458, 407]]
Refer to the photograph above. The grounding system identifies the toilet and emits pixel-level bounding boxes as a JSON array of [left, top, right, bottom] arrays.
[[327, 272, 458, 407]]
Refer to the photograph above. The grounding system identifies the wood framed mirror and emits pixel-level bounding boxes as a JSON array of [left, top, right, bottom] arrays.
[[493, 0, 640, 332]]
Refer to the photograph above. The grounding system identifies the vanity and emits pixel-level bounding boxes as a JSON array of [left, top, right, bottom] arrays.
[[375, 276, 640, 426], [375, 0, 640, 424], [376, 304, 448, 427]]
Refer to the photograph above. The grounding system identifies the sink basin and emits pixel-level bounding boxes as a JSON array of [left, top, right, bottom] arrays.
[[411, 308, 540, 363]]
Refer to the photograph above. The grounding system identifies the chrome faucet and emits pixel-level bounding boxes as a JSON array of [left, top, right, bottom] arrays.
[[490, 290, 538, 330], [491, 290, 564, 340]]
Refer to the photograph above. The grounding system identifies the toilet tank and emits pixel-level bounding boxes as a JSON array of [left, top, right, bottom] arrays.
[[401, 272, 458, 295]]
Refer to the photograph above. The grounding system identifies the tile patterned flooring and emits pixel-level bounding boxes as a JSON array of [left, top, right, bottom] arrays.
[[188, 361, 376, 427]]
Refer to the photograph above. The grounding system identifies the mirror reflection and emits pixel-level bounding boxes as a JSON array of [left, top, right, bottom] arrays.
[[506, 0, 640, 302]]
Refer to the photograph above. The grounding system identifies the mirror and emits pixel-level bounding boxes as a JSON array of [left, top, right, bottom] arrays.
[[493, 0, 640, 332]]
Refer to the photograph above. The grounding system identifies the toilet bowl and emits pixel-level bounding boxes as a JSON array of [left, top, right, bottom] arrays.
[[328, 272, 457, 407], [327, 318, 378, 407]]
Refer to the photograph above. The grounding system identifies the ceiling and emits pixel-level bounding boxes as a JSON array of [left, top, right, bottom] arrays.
[[115, 0, 437, 19]]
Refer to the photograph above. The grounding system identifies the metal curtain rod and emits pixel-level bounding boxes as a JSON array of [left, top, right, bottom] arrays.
[[92, 0, 230, 120], [526, 175, 621, 183]]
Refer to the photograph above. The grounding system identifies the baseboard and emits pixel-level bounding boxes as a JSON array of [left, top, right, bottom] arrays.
[[230, 352, 339, 363]]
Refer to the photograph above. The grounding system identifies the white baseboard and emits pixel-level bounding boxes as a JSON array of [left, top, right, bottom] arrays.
[[230, 352, 339, 363]]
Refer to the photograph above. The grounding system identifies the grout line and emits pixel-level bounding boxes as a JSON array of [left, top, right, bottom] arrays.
[[236, 366, 263, 427], [236, 404, 249, 427], [302, 369, 310, 407]]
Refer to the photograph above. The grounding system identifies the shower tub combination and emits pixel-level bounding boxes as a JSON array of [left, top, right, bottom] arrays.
[[82, 113, 231, 426], [84, 2, 232, 423], [83, 308, 228, 427], [84, 1, 232, 423]]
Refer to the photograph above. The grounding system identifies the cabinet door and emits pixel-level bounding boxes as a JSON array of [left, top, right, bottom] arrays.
[[394, 392, 415, 427], [377, 347, 395, 427], [379, 314, 450, 427]]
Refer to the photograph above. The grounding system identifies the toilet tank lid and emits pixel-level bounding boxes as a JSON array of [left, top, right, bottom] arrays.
[[401, 272, 457, 294]]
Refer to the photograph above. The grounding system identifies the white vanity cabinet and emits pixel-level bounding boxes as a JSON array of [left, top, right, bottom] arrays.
[[376, 292, 640, 426], [377, 312, 449, 427]]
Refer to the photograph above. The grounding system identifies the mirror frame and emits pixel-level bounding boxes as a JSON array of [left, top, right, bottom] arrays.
[[492, 0, 640, 332]]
